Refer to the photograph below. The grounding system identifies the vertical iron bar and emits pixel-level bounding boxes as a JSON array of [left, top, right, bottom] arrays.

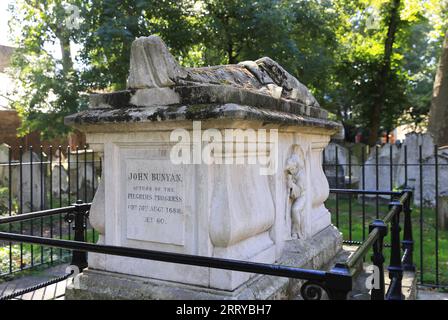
[[370, 220, 387, 300], [71, 200, 88, 271], [91, 150, 95, 242], [67, 146, 71, 241], [58, 146, 63, 259], [40, 145, 44, 264], [386, 202, 404, 300], [402, 190, 415, 271], [434, 145, 439, 285], [49, 146, 53, 263], [8, 146, 12, 273], [30, 146, 34, 266], [419, 145, 423, 284], [361, 146, 366, 241], [348, 147, 352, 241], [389, 144, 393, 201], [84, 145, 87, 202], [19, 146, 23, 270], [375, 145, 379, 219], [83, 146, 88, 242], [67, 146, 71, 205], [335, 146, 339, 228], [76, 146, 79, 202], [404, 145, 408, 187], [362, 146, 366, 241]]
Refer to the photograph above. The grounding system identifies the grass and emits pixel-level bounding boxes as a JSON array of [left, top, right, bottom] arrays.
[[0, 215, 98, 278], [325, 195, 448, 289]]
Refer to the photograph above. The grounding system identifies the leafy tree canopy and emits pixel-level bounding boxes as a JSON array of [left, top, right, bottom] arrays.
[[6, 0, 447, 143]]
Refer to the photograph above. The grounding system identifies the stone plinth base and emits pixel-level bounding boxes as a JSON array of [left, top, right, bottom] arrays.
[[65, 226, 342, 300]]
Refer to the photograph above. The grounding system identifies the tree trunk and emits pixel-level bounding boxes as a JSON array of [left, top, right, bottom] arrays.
[[429, 30, 448, 146], [367, 0, 401, 147], [59, 34, 73, 75]]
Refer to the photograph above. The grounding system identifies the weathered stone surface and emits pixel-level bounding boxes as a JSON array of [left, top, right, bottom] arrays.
[[0, 143, 9, 186], [360, 143, 400, 199], [323, 142, 361, 188], [65, 35, 340, 133], [126, 36, 319, 107], [65, 225, 342, 300], [66, 103, 338, 134], [18, 151, 45, 212], [51, 164, 69, 196], [395, 133, 448, 207], [76, 161, 96, 201], [395, 133, 434, 189], [127, 36, 187, 89]]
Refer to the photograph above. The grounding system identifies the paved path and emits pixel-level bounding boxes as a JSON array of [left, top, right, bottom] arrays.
[[0, 263, 448, 300], [417, 288, 448, 300], [0, 264, 71, 300]]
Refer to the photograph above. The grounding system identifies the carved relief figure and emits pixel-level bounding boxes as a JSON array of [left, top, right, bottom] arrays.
[[286, 147, 306, 239]]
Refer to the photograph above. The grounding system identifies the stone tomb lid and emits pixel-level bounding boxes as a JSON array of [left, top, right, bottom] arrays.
[[65, 36, 341, 132]]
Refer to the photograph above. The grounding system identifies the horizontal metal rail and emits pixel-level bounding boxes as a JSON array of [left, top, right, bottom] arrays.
[[329, 189, 403, 196], [0, 204, 91, 225], [346, 228, 380, 269], [0, 232, 328, 282], [346, 191, 411, 270], [0, 271, 74, 300], [324, 163, 448, 167]]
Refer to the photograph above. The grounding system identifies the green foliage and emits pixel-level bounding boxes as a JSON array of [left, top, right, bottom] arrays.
[[6, 0, 447, 141], [78, 0, 200, 90], [0, 188, 9, 214], [8, 0, 88, 139]]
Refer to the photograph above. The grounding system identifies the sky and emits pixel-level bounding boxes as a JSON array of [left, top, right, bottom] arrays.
[[0, 0, 77, 61], [0, 1, 14, 47]]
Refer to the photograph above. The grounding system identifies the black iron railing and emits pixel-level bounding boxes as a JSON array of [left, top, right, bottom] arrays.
[[0, 145, 100, 276], [331, 188, 414, 300], [323, 143, 446, 288], [0, 201, 354, 300], [1, 142, 442, 287], [0, 190, 414, 300]]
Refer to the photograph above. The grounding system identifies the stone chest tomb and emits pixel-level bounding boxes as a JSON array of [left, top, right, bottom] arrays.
[[65, 36, 343, 299]]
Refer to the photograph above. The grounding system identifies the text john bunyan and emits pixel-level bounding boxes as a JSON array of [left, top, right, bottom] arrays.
[[169, 121, 278, 175]]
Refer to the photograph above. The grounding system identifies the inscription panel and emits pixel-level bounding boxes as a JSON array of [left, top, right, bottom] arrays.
[[125, 159, 185, 245]]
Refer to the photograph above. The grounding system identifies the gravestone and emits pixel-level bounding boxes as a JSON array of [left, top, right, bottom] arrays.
[[76, 160, 95, 202], [65, 36, 343, 300], [395, 133, 448, 207], [20, 151, 44, 212], [323, 142, 347, 187], [323, 142, 360, 188], [439, 195, 448, 230], [395, 133, 434, 190], [418, 148, 448, 207], [0, 144, 9, 186], [51, 164, 69, 196], [360, 143, 400, 200]]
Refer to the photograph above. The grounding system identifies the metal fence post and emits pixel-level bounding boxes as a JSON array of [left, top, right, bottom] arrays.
[[386, 201, 404, 300], [325, 263, 353, 300], [402, 190, 415, 272], [68, 200, 88, 271], [370, 219, 387, 300]]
